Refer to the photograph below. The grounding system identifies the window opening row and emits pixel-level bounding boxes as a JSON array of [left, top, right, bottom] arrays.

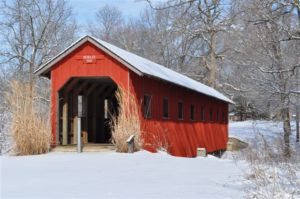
[[143, 95, 226, 122]]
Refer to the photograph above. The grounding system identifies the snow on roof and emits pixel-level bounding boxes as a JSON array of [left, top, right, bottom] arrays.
[[35, 35, 234, 104]]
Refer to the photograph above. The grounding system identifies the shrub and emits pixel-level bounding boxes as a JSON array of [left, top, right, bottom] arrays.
[[0, 112, 11, 155], [7, 81, 50, 155], [110, 88, 142, 152], [237, 132, 300, 198]]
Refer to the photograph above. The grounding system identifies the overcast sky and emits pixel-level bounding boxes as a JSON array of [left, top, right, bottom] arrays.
[[70, 0, 153, 35]]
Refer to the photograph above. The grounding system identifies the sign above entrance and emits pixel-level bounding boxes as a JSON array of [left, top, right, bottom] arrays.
[[76, 55, 104, 64]]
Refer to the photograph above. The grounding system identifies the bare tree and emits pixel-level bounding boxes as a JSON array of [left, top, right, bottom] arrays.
[[290, 0, 300, 142], [229, 0, 300, 156], [89, 4, 122, 43], [147, 0, 234, 89], [0, 0, 77, 152], [0, 0, 77, 96]]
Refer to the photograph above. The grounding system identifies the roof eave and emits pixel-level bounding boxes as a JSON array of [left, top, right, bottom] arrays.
[[144, 73, 234, 104]]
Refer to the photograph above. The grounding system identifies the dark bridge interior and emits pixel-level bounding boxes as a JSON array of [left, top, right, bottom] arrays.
[[58, 77, 119, 145]]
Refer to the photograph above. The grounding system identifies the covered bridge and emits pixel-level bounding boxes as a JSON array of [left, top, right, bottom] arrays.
[[35, 35, 234, 157]]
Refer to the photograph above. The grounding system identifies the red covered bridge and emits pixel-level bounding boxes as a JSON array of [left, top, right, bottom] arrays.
[[35, 35, 234, 157]]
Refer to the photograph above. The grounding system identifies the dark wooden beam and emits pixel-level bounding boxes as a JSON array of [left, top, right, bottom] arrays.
[[74, 81, 90, 95], [101, 86, 117, 99], [106, 87, 117, 100], [86, 82, 102, 96], [63, 78, 80, 94], [95, 85, 109, 97]]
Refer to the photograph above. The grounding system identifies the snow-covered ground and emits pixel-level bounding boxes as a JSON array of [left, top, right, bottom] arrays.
[[229, 120, 299, 153], [229, 120, 297, 141], [0, 151, 246, 199], [1, 120, 299, 199], [229, 120, 300, 198]]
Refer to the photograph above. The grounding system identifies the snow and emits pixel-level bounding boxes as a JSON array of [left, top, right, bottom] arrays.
[[229, 120, 298, 142], [229, 120, 300, 198], [0, 151, 245, 199], [2, 120, 299, 198], [35, 35, 234, 104]]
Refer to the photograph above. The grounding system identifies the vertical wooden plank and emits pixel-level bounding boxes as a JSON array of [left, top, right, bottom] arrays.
[[56, 92, 59, 145], [83, 95, 88, 144], [87, 94, 92, 142], [62, 94, 68, 145], [92, 92, 97, 142], [73, 115, 78, 144], [72, 93, 77, 144], [98, 96, 105, 142]]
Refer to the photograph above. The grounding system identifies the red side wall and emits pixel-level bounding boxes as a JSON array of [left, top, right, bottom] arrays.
[[129, 73, 228, 157], [49, 41, 228, 157]]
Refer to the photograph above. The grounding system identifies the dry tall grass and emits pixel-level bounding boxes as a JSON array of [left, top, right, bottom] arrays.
[[110, 88, 142, 152], [144, 124, 170, 152], [7, 81, 50, 155]]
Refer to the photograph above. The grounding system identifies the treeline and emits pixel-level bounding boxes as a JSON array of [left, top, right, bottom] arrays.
[[0, 0, 299, 155]]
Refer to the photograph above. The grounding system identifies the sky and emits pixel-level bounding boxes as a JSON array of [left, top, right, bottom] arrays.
[[70, 0, 152, 35]]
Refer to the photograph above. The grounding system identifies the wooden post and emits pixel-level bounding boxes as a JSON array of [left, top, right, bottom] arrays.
[[77, 116, 82, 153], [73, 115, 78, 144], [126, 135, 135, 153], [77, 95, 86, 153], [62, 95, 68, 145]]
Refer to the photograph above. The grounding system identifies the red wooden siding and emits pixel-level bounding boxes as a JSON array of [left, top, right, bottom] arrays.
[[50, 42, 130, 144], [130, 73, 228, 157], [49, 41, 228, 157]]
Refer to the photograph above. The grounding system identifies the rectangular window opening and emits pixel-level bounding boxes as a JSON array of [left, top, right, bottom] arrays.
[[163, 97, 169, 119], [201, 106, 205, 121], [143, 95, 152, 118], [210, 108, 213, 121], [190, 104, 195, 121], [178, 101, 183, 120]]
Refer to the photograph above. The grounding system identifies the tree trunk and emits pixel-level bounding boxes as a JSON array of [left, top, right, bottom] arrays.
[[282, 107, 291, 157], [296, 107, 299, 142], [294, 0, 300, 143], [207, 33, 217, 89]]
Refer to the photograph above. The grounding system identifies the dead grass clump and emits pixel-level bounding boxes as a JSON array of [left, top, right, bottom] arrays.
[[110, 88, 142, 152], [8, 81, 50, 155]]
